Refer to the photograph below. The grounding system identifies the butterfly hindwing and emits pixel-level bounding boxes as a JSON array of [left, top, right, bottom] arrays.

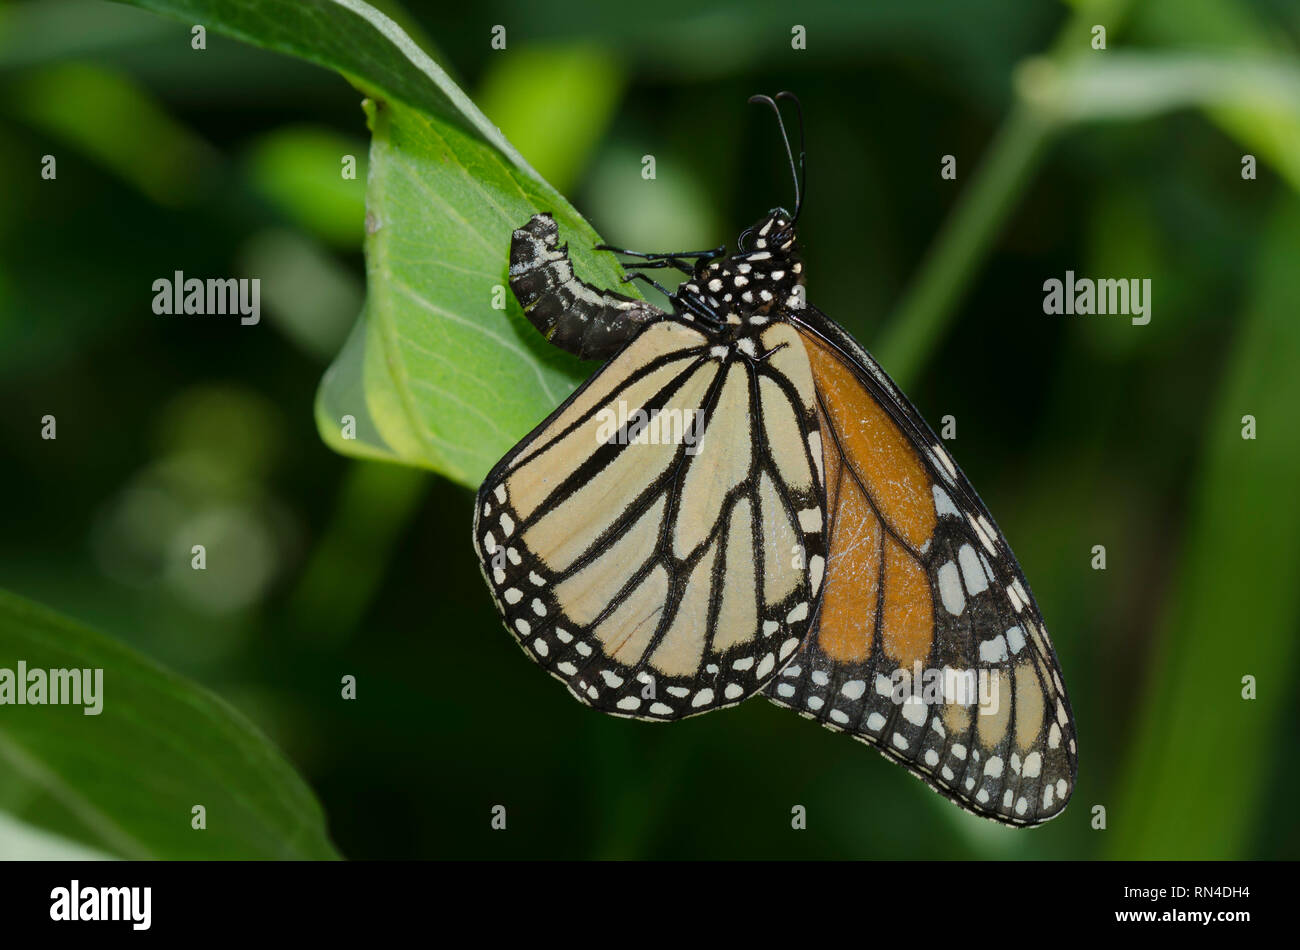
[[474, 318, 828, 721], [762, 308, 1078, 826]]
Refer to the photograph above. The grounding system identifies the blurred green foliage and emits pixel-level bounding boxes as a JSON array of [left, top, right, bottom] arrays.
[[244, 125, 368, 248], [0, 590, 338, 858], [0, 0, 1298, 859]]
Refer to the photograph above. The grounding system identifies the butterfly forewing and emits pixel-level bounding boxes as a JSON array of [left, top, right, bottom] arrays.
[[762, 309, 1078, 826], [474, 318, 828, 720]]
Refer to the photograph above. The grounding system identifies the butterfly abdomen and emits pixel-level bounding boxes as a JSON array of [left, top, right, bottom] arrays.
[[509, 213, 660, 362]]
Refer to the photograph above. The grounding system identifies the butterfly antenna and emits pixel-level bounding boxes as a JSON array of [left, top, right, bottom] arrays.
[[775, 91, 806, 224], [748, 93, 802, 224]]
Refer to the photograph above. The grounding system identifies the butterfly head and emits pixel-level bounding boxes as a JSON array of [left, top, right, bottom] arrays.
[[688, 210, 804, 321], [742, 206, 797, 251]]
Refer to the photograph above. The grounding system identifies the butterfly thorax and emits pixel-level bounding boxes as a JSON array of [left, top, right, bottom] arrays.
[[677, 209, 805, 336]]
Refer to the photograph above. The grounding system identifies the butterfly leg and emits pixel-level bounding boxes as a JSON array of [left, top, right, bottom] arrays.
[[607, 258, 696, 275], [619, 270, 675, 296], [621, 271, 726, 329], [595, 244, 726, 262], [596, 243, 727, 276], [672, 290, 726, 326]]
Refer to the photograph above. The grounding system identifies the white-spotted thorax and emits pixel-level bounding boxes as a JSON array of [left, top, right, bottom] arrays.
[[676, 207, 806, 343]]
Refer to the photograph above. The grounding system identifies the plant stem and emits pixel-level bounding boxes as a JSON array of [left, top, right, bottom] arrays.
[[877, 0, 1135, 387], [876, 106, 1052, 388]]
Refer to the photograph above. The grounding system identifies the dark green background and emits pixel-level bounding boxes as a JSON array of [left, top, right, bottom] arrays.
[[2, 0, 1298, 858]]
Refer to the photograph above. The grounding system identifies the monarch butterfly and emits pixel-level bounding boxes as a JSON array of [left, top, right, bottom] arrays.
[[474, 93, 1076, 826]]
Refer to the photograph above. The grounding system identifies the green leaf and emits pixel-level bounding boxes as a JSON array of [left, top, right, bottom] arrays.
[[342, 93, 610, 485], [0, 589, 339, 859], [0, 812, 114, 861], [114, 0, 640, 487]]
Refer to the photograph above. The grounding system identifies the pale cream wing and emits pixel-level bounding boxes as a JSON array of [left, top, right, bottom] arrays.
[[474, 319, 827, 720]]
